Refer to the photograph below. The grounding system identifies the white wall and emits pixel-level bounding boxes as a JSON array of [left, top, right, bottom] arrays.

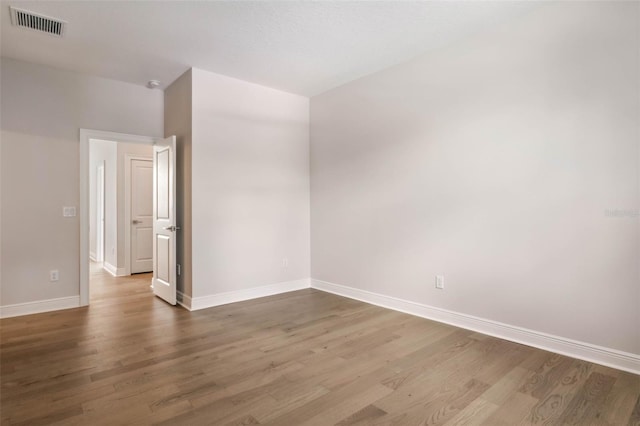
[[89, 139, 117, 265], [310, 2, 639, 355], [191, 68, 310, 299], [164, 70, 192, 298], [1, 58, 163, 307]]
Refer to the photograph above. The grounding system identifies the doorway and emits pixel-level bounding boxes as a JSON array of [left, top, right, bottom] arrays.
[[88, 138, 153, 288], [80, 129, 178, 307]]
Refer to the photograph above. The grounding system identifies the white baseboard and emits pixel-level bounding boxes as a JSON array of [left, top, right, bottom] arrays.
[[310, 279, 640, 375], [183, 278, 311, 311], [103, 262, 126, 277], [0, 296, 81, 319]]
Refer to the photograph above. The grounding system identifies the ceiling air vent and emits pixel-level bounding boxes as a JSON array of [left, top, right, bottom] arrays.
[[9, 6, 66, 37]]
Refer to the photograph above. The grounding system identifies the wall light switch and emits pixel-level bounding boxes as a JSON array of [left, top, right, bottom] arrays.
[[435, 275, 445, 289], [63, 206, 76, 217]]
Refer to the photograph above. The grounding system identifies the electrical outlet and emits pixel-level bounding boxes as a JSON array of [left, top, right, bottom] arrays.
[[435, 275, 444, 289], [282, 258, 289, 268], [50, 270, 59, 282]]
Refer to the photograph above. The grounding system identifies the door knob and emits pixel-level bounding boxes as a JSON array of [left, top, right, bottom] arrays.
[[163, 225, 181, 232], [132, 220, 142, 224]]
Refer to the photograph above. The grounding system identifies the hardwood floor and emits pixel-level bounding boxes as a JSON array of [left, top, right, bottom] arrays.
[[1, 266, 638, 425]]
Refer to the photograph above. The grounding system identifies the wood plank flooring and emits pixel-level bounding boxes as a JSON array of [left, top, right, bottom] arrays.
[[1, 265, 639, 425]]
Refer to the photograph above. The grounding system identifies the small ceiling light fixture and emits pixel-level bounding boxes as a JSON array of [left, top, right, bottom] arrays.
[[147, 79, 161, 89]]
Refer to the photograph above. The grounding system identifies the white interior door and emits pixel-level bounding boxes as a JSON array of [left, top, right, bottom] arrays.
[[131, 159, 153, 273], [96, 163, 105, 262], [153, 136, 177, 305]]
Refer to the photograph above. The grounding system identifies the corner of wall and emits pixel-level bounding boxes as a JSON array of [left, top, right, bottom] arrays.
[[164, 69, 193, 300]]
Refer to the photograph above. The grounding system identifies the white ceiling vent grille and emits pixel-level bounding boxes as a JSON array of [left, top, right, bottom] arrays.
[[9, 6, 66, 37]]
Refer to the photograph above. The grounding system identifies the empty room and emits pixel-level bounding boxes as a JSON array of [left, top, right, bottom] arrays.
[[0, 1, 638, 425]]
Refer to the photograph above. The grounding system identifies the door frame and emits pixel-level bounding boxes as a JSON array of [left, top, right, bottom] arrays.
[[80, 129, 161, 306], [96, 162, 105, 262], [124, 154, 153, 276]]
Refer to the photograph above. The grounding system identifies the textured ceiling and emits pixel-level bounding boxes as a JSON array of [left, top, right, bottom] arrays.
[[0, 1, 539, 96]]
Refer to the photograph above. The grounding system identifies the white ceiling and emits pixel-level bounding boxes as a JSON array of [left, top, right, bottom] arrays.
[[0, 1, 539, 96]]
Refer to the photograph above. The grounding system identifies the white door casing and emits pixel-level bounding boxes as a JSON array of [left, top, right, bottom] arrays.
[[96, 163, 105, 262], [152, 136, 177, 305], [130, 159, 153, 273]]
